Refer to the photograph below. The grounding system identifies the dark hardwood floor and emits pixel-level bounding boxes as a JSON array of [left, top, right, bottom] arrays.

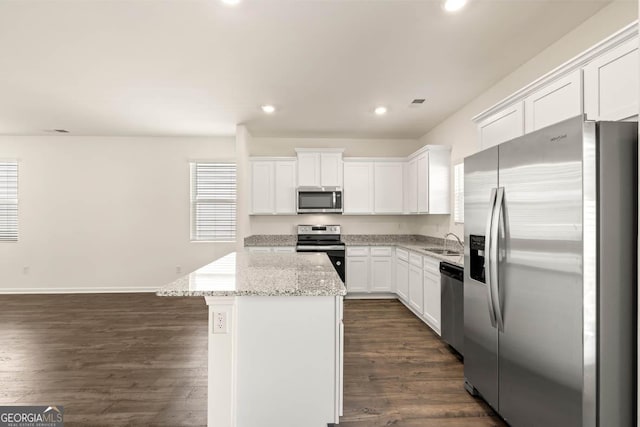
[[0, 295, 504, 427], [0, 293, 208, 427], [340, 299, 505, 427]]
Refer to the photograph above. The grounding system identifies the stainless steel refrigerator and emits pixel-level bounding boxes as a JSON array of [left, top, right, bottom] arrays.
[[463, 116, 637, 427]]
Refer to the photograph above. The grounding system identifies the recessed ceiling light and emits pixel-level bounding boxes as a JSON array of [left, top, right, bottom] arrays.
[[374, 106, 388, 115], [261, 105, 276, 114], [443, 0, 467, 12], [221, 0, 241, 5]]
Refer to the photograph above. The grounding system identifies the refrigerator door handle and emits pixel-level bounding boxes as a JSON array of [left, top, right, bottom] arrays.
[[484, 188, 498, 328], [491, 187, 505, 331]]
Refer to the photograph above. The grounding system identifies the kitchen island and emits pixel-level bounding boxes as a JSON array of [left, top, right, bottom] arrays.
[[157, 251, 346, 427]]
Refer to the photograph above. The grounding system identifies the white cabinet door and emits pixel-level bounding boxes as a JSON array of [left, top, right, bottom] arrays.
[[374, 162, 404, 214], [406, 158, 418, 213], [251, 161, 274, 214], [320, 153, 343, 187], [417, 153, 429, 213], [423, 270, 441, 334], [584, 36, 639, 121], [297, 153, 320, 187], [408, 264, 423, 313], [346, 256, 369, 293], [524, 69, 582, 133], [343, 162, 374, 214], [370, 256, 393, 292], [396, 259, 409, 302], [427, 149, 451, 214], [478, 102, 524, 150], [274, 161, 297, 214]]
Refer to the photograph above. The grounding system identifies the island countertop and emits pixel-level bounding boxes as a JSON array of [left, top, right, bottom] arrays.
[[157, 251, 346, 297]]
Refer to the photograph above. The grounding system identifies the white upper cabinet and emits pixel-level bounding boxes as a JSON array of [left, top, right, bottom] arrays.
[[417, 153, 429, 213], [426, 148, 451, 214], [343, 161, 374, 214], [475, 24, 638, 147], [406, 158, 418, 214], [320, 153, 343, 187], [250, 158, 296, 215], [296, 152, 321, 187], [478, 102, 525, 150], [295, 149, 343, 187], [274, 160, 297, 214], [524, 69, 582, 133], [250, 161, 274, 214], [373, 162, 404, 214], [584, 36, 639, 121]]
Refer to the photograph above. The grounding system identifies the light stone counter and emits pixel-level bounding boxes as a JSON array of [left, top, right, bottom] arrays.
[[157, 251, 346, 297]]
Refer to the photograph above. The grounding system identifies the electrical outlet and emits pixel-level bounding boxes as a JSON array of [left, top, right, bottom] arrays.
[[213, 311, 228, 334], [176, 266, 182, 274], [22, 266, 30, 275]]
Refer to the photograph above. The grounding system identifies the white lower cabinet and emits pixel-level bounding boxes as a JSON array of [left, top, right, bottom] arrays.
[[370, 249, 394, 292], [346, 248, 370, 293], [395, 259, 409, 301], [422, 257, 441, 335], [408, 264, 423, 314], [346, 246, 393, 294]]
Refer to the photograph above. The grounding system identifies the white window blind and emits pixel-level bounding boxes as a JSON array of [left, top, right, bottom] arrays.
[[191, 162, 237, 242], [0, 161, 18, 242], [453, 162, 464, 224]]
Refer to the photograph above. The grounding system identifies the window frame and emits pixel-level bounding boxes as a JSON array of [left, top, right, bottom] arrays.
[[0, 160, 18, 243], [453, 162, 464, 224], [190, 161, 237, 243]]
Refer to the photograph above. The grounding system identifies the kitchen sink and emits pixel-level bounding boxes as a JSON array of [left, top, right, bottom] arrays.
[[424, 248, 462, 256]]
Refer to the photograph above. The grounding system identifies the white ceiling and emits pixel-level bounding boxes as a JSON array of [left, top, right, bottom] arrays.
[[0, 0, 610, 138]]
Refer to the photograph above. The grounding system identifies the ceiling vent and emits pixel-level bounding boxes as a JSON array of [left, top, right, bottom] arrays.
[[411, 99, 426, 105], [45, 129, 70, 133]]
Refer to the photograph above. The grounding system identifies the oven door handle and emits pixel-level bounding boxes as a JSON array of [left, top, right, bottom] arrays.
[[296, 245, 346, 251]]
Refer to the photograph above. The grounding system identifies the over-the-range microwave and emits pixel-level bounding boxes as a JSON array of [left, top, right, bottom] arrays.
[[296, 187, 343, 214]]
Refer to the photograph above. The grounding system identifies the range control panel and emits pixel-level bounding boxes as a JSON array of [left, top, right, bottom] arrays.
[[297, 225, 341, 235]]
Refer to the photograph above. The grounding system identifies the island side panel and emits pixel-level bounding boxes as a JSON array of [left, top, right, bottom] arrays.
[[236, 296, 340, 427], [205, 296, 238, 427]]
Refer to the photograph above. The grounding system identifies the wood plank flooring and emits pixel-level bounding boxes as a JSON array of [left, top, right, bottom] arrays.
[[0, 295, 504, 426], [0, 293, 208, 426], [340, 299, 505, 427]]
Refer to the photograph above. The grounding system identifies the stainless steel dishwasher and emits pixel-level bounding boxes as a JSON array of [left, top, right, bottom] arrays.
[[440, 262, 464, 356]]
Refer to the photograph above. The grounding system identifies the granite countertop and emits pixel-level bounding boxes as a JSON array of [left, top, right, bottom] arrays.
[[243, 234, 464, 267], [157, 251, 346, 297], [244, 235, 297, 247]]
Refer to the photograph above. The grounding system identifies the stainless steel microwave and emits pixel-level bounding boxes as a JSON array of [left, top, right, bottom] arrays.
[[296, 187, 343, 214]]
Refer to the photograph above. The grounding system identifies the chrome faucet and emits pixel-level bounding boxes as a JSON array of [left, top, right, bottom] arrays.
[[444, 232, 463, 252]]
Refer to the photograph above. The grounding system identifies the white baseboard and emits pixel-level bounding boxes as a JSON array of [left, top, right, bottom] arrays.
[[345, 292, 397, 300], [0, 287, 158, 294]]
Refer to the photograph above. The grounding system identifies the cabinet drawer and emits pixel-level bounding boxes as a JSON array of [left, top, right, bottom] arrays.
[[346, 247, 369, 257], [370, 247, 393, 257], [409, 252, 423, 268], [423, 256, 440, 274], [248, 247, 272, 253], [396, 248, 409, 261], [273, 247, 295, 253]]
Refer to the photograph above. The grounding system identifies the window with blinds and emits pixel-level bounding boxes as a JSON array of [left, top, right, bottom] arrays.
[[453, 163, 464, 224], [0, 161, 18, 242], [191, 162, 237, 242]]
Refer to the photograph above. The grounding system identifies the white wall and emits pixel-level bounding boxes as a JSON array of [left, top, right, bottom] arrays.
[[247, 136, 424, 236], [415, 0, 638, 238], [0, 135, 235, 292]]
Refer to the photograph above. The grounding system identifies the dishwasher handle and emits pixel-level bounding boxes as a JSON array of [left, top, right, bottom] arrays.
[[440, 262, 463, 282]]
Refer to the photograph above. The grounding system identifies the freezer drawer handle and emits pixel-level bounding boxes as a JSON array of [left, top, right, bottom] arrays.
[[485, 188, 498, 328], [490, 187, 505, 331]]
